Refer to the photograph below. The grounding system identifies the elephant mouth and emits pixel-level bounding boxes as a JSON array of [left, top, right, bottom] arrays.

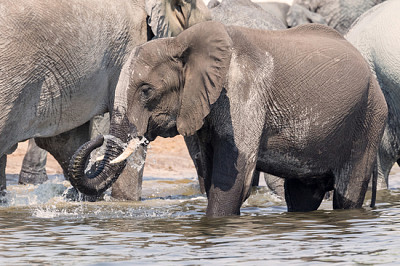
[[145, 118, 179, 141]]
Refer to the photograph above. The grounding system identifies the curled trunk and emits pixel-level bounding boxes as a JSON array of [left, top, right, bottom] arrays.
[[68, 135, 127, 196]]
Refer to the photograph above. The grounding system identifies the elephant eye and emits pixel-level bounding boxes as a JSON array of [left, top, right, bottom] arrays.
[[140, 84, 153, 99]]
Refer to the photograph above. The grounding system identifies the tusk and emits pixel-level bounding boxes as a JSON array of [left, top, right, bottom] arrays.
[[110, 138, 141, 164], [95, 155, 105, 162]]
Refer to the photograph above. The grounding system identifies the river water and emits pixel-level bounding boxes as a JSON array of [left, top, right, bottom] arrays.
[[1, 170, 400, 265]]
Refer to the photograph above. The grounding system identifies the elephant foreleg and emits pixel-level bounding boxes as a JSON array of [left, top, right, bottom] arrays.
[[206, 140, 257, 216], [19, 139, 48, 185]]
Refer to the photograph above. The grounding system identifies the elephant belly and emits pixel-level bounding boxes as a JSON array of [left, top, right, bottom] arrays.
[[256, 149, 330, 179]]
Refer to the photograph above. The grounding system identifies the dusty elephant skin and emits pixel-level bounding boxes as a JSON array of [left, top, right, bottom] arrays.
[[69, 21, 388, 216], [186, 0, 287, 193], [346, 0, 400, 190], [287, 0, 386, 35], [0, 0, 211, 198]]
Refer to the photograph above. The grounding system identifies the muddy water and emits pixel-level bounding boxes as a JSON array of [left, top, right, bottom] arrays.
[[1, 170, 400, 265]]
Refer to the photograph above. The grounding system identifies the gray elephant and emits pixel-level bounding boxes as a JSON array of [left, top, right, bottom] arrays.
[[287, 0, 386, 35], [0, 0, 211, 197], [184, 0, 287, 193], [346, 0, 400, 190], [69, 21, 387, 216], [255, 1, 290, 27], [209, 0, 286, 30]]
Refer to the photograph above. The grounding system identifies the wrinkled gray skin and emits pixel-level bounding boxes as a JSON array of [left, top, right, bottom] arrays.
[[18, 115, 107, 186], [0, 0, 211, 199], [18, 139, 48, 185], [209, 0, 286, 30], [185, 0, 287, 194], [346, 0, 400, 190], [287, 0, 386, 35], [255, 1, 290, 27], [69, 21, 387, 216]]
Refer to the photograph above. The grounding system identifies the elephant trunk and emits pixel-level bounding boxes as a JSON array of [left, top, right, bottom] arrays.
[[68, 135, 126, 196], [68, 120, 146, 196]]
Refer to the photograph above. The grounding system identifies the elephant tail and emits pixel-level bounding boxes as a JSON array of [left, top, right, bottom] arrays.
[[370, 159, 378, 208]]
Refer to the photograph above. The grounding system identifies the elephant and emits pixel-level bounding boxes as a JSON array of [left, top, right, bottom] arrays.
[[68, 21, 387, 216], [345, 0, 400, 190], [286, 0, 386, 35], [185, 0, 287, 193], [254, 1, 290, 27], [208, 0, 286, 30], [18, 113, 110, 186], [0, 0, 211, 198]]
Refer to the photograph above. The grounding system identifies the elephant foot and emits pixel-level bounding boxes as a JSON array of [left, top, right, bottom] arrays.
[[0, 189, 7, 203], [18, 169, 48, 185]]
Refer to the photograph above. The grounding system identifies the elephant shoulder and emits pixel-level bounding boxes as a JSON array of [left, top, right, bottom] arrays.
[[286, 23, 345, 41]]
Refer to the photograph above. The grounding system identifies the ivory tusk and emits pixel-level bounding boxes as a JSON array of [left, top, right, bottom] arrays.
[[110, 138, 141, 164], [95, 155, 105, 162]]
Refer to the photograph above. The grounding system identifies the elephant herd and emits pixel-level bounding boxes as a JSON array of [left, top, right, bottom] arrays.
[[1, 0, 399, 217]]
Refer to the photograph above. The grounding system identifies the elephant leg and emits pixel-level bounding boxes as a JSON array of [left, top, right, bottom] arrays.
[[184, 135, 206, 194], [264, 173, 285, 198], [0, 155, 6, 191], [251, 170, 260, 187], [111, 145, 146, 201], [19, 139, 48, 185], [333, 147, 380, 209], [1, 144, 18, 191], [284, 176, 333, 212], [90, 113, 144, 201], [205, 140, 257, 216]]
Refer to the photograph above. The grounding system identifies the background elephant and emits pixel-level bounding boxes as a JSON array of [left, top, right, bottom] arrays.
[[208, 0, 286, 30], [287, 0, 386, 35], [18, 139, 48, 185], [18, 114, 108, 186], [346, 0, 400, 190], [254, 1, 290, 27], [69, 21, 387, 216], [0, 0, 211, 198]]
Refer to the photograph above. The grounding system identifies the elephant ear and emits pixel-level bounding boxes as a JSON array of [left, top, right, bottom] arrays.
[[146, 0, 211, 38], [146, 0, 170, 38], [174, 21, 232, 136]]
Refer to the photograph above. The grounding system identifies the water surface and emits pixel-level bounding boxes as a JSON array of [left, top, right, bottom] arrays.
[[1, 172, 399, 265]]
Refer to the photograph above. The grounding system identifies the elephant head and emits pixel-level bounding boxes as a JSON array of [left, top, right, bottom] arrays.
[[147, 0, 212, 38], [68, 21, 232, 196]]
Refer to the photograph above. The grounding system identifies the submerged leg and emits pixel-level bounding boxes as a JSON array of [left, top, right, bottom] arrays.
[[0, 155, 6, 191], [264, 173, 285, 198], [251, 170, 260, 187], [19, 139, 48, 185], [284, 176, 333, 212], [206, 140, 258, 216]]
